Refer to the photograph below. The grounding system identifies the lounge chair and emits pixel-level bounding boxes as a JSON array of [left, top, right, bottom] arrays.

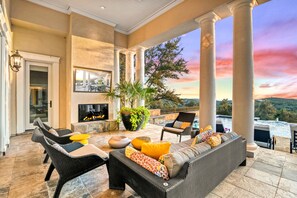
[[216, 120, 228, 133], [33, 118, 80, 163], [31, 128, 109, 198], [290, 124, 297, 153], [254, 125, 273, 149], [160, 112, 196, 142]]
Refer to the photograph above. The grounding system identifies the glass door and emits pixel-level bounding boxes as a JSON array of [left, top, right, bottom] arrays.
[[26, 62, 52, 129]]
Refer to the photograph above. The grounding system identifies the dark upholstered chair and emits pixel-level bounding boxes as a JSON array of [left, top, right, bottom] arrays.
[[31, 128, 108, 198], [254, 125, 273, 149], [290, 124, 297, 153], [160, 112, 196, 142], [216, 120, 228, 133], [33, 118, 80, 163]]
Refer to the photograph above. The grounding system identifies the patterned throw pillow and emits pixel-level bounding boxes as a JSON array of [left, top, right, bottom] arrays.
[[130, 151, 169, 180], [221, 132, 239, 142], [173, 121, 191, 129], [173, 121, 183, 128], [191, 129, 214, 146], [206, 133, 222, 148], [200, 125, 213, 133], [125, 146, 138, 158], [141, 141, 171, 160], [180, 122, 191, 129]]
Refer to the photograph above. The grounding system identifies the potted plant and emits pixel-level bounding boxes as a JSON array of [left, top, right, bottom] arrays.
[[107, 81, 155, 131]]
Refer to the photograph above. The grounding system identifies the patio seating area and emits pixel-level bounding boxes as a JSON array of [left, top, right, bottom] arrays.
[[0, 124, 297, 198]]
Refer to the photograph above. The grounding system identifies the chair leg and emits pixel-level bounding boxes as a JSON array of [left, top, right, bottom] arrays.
[[43, 154, 50, 163], [290, 141, 293, 154], [45, 163, 55, 181], [53, 179, 66, 198], [179, 135, 182, 142], [160, 130, 165, 141]]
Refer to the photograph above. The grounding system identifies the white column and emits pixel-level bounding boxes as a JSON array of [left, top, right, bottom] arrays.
[[196, 12, 219, 131], [113, 48, 121, 118], [125, 51, 135, 82], [136, 47, 146, 106], [230, 0, 258, 152]]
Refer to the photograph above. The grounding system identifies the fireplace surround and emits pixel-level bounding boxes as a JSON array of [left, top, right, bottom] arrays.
[[78, 104, 108, 122]]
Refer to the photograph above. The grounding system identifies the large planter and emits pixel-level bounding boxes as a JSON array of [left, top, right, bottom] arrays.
[[121, 113, 144, 131]]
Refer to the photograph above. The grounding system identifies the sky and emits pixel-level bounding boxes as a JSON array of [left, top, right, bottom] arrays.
[[166, 0, 297, 100]]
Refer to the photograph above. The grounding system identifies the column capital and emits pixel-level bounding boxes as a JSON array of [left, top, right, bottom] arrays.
[[195, 12, 220, 25], [114, 47, 121, 52], [122, 50, 135, 56], [136, 46, 147, 52], [228, 0, 257, 13]]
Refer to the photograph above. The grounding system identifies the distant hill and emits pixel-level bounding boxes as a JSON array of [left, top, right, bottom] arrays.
[[181, 97, 297, 111], [258, 97, 297, 111]]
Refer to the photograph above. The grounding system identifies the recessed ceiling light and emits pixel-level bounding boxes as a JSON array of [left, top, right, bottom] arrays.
[[100, 6, 106, 10]]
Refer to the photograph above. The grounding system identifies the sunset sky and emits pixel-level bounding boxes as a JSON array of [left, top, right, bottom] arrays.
[[166, 0, 297, 100]]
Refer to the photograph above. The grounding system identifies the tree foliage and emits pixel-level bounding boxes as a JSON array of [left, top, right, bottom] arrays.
[[217, 99, 232, 115], [145, 37, 188, 108], [255, 100, 277, 120], [277, 109, 297, 123]]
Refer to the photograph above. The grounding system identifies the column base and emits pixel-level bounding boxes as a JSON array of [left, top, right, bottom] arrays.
[[246, 142, 259, 158]]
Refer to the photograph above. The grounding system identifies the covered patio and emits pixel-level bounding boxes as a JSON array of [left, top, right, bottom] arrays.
[[1, 125, 297, 197]]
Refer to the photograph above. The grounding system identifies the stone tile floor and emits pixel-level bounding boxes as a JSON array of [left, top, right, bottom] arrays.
[[0, 124, 297, 198]]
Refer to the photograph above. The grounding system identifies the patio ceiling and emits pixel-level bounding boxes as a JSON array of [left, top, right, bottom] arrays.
[[27, 0, 183, 34]]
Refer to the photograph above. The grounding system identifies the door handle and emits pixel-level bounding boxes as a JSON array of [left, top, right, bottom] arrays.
[[49, 100, 52, 108]]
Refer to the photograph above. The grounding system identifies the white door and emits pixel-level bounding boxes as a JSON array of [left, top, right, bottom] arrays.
[[25, 61, 53, 129]]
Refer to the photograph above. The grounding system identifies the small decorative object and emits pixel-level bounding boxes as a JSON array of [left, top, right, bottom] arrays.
[[73, 67, 112, 93], [108, 136, 131, 149], [9, 50, 23, 72]]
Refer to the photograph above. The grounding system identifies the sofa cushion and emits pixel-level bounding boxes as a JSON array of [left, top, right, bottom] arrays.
[[48, 128, 59, 136], [164, 142, 211, 178], [163, 127, 184, 134], [221, 132, 239, 142], [173, 121, 191, 129], [131, 136, 151, 150], [206, 134, 222, 148], [69, 144, 109, 159], [141, 141, 171, 160], [192, 130, 214, 146], [129, 150, 169, 180]]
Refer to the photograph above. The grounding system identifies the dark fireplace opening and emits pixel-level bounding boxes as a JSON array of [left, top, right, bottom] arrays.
[[78, 104, 108, 122]]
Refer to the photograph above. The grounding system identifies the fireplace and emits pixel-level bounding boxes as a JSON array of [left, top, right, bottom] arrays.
[[78, 104, 108, 122]]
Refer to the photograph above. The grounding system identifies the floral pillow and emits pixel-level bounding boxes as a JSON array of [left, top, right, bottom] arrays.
[[192, 129, 214, 146], [125, 146, 169, 180]]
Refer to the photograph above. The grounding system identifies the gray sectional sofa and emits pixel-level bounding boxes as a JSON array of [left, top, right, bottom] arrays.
[[109, 136, 246, 198]]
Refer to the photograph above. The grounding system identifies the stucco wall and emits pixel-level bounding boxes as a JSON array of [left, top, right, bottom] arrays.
[[12, 26, 67, 128], [70, 35, 114, 123]]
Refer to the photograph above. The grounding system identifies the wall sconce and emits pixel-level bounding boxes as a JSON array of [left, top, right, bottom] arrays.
[[9, 50, 23, 72]]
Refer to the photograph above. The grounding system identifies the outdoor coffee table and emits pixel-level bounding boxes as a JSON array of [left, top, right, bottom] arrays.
[[70, 134, 90, 145]]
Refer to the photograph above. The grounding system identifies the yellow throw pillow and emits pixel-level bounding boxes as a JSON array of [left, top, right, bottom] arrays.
[[200, 125, 213, 133], [180, 122, 191, 129], [141, 141, 171, 160], [125, 146, 139, 158], [206, 133, 222, 148], [131, 136, 151, 150]]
